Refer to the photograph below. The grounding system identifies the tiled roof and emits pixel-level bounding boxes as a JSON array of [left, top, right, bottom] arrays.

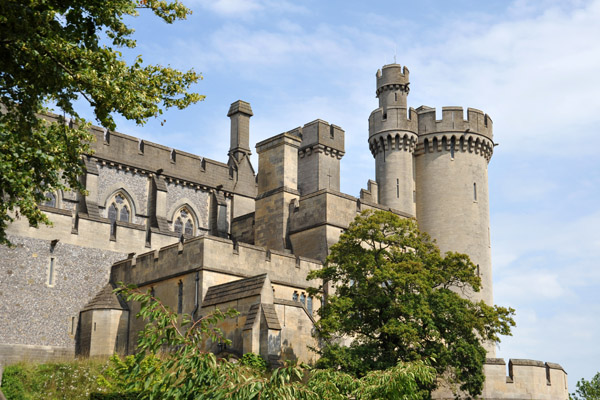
[[82, 283, 128, 311], [202, 274, 267, 307]]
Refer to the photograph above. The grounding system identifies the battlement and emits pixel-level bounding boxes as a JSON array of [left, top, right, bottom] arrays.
[[297, 119, 345, 154], [417, 106, 493, 141], [40, 112, 256, 199], [110, 234, 322, 290], [481, 358, 568, 400], [369, 107, 418, 137], [376, 63, 410, 93]]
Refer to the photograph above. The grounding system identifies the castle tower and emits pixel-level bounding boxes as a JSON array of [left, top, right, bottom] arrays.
[[297, 120, 345, 195], [414, 106, 495, 309], [368, 64, 418, 216], [254, 131, 301, 251]]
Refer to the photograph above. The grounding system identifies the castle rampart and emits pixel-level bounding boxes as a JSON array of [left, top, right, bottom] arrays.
[[417, 106, 493, 140]]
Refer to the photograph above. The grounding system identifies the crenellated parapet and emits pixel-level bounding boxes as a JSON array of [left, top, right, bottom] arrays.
[[376, 63, 410, 97], [481, 358, 568, 400], [369, 107, 418, 138], [415, 106, 494, 162], [417, 106, 493, 138]]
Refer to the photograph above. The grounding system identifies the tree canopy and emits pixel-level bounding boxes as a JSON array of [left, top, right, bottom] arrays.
[[307, 210, 516, 397], [0, 0, 203, 245], [571, 372, 600, 400]]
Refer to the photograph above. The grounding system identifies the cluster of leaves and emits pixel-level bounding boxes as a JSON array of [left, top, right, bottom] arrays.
[[99, 285, 435, 399], [571, 372, 600, 400], [0, 0, 204, 245], [308, 210, 516, 397], [0, 358, 111, 400]]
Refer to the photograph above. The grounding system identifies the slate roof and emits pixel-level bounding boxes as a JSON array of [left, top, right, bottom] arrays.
[[202, 274, 267, 307], [82, 283, 128, 311], [243, 303, 260, 330], [262, 304, 281, 330], [242, 303, 281, 331]]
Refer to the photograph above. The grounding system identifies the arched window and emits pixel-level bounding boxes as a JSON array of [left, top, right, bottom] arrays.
[[43, 192, 57, 208], [300, 292, 306, 305], [173, 206, 195, 236], [292, 291, 299, 302], [107, 192, 131, 223], [307, 296, 313, 315]]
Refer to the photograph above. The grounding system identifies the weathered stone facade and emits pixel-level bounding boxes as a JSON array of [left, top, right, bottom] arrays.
[[0, 67, 568, 399]]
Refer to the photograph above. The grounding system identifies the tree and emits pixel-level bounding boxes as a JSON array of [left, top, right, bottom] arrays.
[[307, 210, 516, 397], [0, 0, 204, 245], [571, 372, 600, 400], [101, 284, 436, 400]]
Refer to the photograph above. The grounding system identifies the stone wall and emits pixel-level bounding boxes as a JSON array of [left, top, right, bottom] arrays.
[[0, 234, 126, 362]]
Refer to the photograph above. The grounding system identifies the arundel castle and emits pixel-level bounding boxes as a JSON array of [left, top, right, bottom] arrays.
[[0, 64, 568, 399]]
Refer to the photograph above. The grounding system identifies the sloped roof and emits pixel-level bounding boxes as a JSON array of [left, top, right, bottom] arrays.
[[81, 283, 128, 312], [242, 303, 281, 331], [262, 304, 281, 330], [243, 303, 260, 330], [202, 274, 268, 307]]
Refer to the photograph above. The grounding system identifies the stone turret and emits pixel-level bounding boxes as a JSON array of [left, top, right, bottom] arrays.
[[414, 105, 495, 353], [297, 119, 345, 195], [368, 64, 418, 216]]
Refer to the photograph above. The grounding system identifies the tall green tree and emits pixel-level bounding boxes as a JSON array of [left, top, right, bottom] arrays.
[[0, 0, 204, 245], [571, 372, 600, 400], [307, 210, 516, 397]]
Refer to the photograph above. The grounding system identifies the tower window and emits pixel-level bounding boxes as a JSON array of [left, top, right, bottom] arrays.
[[177, 280, 183, 314], [71, 316, 75, 334], [396, 179, 400, 198], [395, 92, 398, 102], [473, 183, 477, 201], [476, 264, 480, 277]]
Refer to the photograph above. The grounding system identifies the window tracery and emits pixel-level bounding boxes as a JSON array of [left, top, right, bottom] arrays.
[[107, 193, 131, 223], [173, 206, 195, 236]]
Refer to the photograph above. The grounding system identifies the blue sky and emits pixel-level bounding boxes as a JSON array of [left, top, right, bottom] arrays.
[[80, 0, 600, 388]]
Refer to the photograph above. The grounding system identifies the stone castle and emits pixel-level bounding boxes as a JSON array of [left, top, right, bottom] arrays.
[[0, 64, 568, 398]]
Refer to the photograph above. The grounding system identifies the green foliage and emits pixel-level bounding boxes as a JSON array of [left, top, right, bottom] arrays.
[[307, 210, 516, 397], [102, 284, 435, 399], [0, 0, 204, 245], [0, 359, 113, 400], [571, 372, 600, 400], [239, 352, 268, 372]]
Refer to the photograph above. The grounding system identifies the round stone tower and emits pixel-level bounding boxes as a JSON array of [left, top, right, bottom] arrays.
[[368, 64, 418, 216], [414, 106, 495, 309]]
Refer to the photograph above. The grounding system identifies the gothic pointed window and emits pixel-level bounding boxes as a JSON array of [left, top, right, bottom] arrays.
[[107, 192, 132, 223], [173, 206, 195, 237], [43, 192, 57, 208]]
